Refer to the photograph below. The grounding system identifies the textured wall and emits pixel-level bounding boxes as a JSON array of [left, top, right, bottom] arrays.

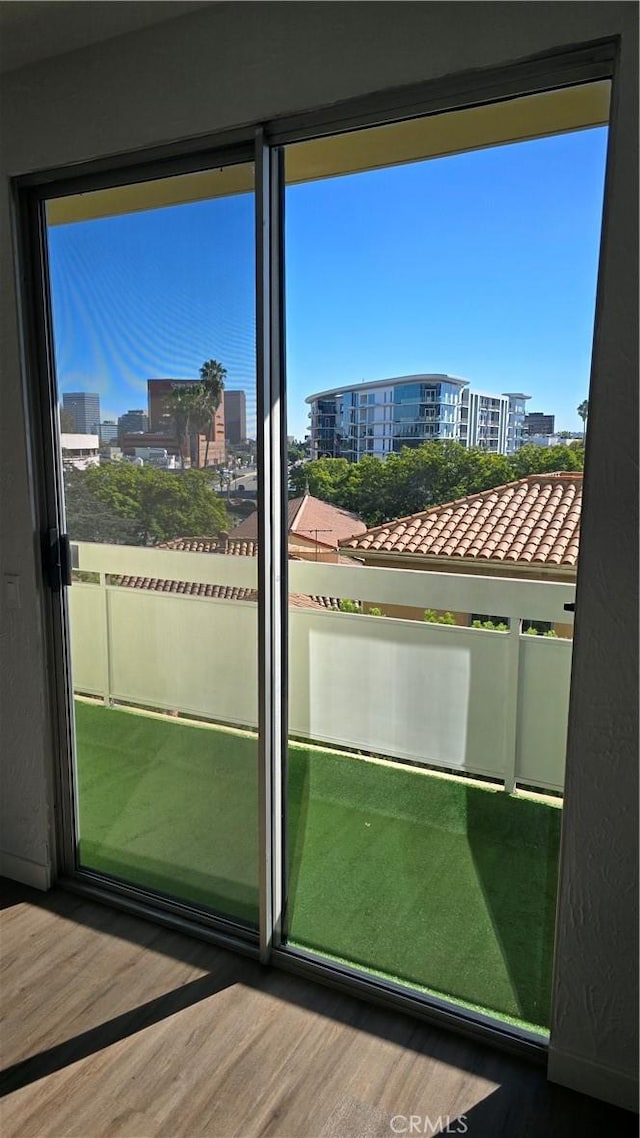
[[0, 0, 636, 1107]]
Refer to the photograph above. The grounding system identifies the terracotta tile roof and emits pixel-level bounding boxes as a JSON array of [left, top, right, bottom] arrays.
[[157, 537, 221, 553], [157, 536, 258, 557], [113, 576, 257, 601], [229, 495, 365, 548], [289, 593, 341, 611], [110, 573, 337, 611], [340, 473, 582, 567]]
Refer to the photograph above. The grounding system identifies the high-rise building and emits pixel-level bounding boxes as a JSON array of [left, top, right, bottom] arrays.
[[62, 392, 101, 435], [99, 421, 118, 444], [146, 378, 225, 467], [525, 411, 555, 437], [224, 390, 247, 444], [308, 375, 465, 461], [117, 409, 148, 438], [147, 378, 197, 432], [307, 375, 523, 460]]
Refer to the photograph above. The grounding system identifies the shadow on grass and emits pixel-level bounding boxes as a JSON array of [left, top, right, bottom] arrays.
[[465, 788, 562, 1027], [285, 745, 311, 934], [285, 745, 561, 1028], [79, 842, 259, 926], [73, 701, 560, 1027]]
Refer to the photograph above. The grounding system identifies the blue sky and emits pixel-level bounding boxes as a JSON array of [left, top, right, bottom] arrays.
[[48, 125, 608, 441]]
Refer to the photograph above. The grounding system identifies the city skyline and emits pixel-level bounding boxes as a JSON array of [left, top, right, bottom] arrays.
[[47, 124, 607, 441], [57, 374, 582, 445]]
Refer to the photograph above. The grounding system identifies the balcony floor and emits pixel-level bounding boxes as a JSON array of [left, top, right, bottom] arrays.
[[74, 700, 561, 1031]]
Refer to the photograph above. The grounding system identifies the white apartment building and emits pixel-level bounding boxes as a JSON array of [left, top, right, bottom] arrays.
[[307, 375, 530, 460], [502, 392, 531, 453]]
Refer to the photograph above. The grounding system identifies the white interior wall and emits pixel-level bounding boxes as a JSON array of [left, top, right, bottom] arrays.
[[0, 0, 636, 1112]]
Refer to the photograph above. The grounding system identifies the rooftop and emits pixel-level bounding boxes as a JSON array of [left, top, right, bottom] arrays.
[[340, 472, 582, 567], [229, 494, 366, 548], [306, 374, 470, 403]]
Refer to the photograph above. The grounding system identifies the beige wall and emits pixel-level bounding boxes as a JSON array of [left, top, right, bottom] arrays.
[[0, 1, 636, 1110], [288, 534, 341, 563]]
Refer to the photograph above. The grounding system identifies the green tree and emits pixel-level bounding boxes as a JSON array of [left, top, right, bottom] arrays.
[[292, 441, 584, 528], [577, 399, 589, 436], [288, 441, 306, 465], [83, 464, 229, 545], [165, 386, 194, 470], [64, 467, 140, 544], [289, 456, 353, 505], [508, 443, 583, 479]]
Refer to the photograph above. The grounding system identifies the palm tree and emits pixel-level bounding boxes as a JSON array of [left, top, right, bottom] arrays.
[[198, 359, 226, 468], [577, 399, 589, 437], [165, 385, 196, 470]]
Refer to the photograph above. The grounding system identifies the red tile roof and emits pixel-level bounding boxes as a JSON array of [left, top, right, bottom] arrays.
[[229, 495, 365, 548], [113, 575, 256, 601], [340, 473, 582, 568], [157, 536, 258, 557]]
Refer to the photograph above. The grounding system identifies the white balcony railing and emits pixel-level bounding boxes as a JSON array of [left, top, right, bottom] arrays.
[[69, 542, 575, 793]]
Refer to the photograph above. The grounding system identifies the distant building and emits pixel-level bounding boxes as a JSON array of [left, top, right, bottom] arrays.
[[147, 379, 196, 432], [307, 375, 528, 460], [528, 433, 583, 448], [99, 421, 118, 444], [224, 390, 247, 444], [62, 392, 101, 435], [117, 409, 148, 438], [147, 378, 225, 467], [229, 493, 366, 562], [503, 392, 531, 454], [460, 389, 509, 453], [120, 431, 181, 457], [60, 433, 100, 470], [99, 446, 123, 464], [525, 412, 555, 437]]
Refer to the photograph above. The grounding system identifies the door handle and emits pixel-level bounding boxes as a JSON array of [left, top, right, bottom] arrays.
[[43, 529, 72, 590]]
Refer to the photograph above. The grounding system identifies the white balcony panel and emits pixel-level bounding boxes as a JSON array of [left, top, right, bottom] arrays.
[[289, 560, 575, 625], [288, 611, 511, 779], [74, 542, 258, 589], [517, 636, 573, 790], [108, 590, 258, 726], [69, 584, 108, 698], [68, 545, 572, 791]]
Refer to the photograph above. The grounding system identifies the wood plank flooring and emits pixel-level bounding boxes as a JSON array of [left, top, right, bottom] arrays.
[[0, 879, 635, 1138]]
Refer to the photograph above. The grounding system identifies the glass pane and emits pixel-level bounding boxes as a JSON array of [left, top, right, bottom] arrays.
[[283, 86, 608, 1029], [46, 162, 259, 926]]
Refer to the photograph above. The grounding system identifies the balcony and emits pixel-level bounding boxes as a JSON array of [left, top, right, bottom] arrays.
[[68, 542, 573, 1032]]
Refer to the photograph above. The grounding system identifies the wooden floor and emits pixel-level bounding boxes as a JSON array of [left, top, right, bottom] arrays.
[[0, 880, 635, 1138]]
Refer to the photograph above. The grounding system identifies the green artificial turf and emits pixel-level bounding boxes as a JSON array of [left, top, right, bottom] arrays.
[[74, 699, 561, 1030]]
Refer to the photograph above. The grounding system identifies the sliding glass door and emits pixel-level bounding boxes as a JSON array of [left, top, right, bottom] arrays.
[[27, 62, 611, 1044], [44, 159, 260, 928], [281, 85, 608, 1032]]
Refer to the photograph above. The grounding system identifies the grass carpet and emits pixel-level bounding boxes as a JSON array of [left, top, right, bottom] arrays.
[[75, 700, 561, 1030]]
